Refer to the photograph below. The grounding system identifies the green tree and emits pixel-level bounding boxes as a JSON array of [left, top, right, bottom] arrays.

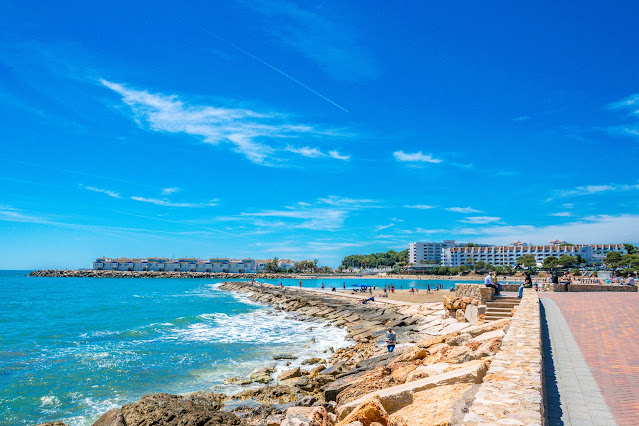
[[624, 244, 638, 255], [264, 257, 279, 273], [604, 252, 623, 268], [558, 255, 577, 268], [570, 268, 582, 276], [543, 256, 559, 269], [517, 254, 537, 268]]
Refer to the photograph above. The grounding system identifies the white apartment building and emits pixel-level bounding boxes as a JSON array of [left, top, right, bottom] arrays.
[[93, 257, 259, 273], [441, 242, 627, 267], [409, 240, 466, 264]]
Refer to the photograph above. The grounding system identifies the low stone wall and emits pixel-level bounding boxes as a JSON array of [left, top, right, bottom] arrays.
[[455, 284, 494, 303], [542, 282, 638, 292], [501, 283, 522, 292], [463, 289, 543, 425]]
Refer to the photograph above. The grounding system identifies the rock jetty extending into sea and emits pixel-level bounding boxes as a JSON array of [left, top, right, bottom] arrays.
[[28, 269, 301, 279], [38, 281, 544, 426]]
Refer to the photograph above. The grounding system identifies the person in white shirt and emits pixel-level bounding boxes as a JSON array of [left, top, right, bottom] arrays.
[[485, 272, 500, 295], [628, 274, 636, 286]]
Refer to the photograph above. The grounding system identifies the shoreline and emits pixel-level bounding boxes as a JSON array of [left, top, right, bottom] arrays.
[[83, 280, 517, 425]]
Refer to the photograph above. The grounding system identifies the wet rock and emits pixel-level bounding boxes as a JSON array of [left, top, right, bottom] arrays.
[[93, 408, 125, 426], [118, 393, 241, 426], [296, 395, 318, 407], [34, 423, 67, 426], [274, 354, 299, 360], [295, 376, 316, 392], [279, 367, 302, 381], [302, 357, 325, 365], [252, 374, 274, 384], [224, 377, 253, 386]]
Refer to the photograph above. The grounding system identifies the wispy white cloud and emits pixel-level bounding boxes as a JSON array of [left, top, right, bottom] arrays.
[[239, 0, 378, 81], [513, 115, 531, 121], [82, 185, 121, 199], [459, 216, 501, 224], [285, 146, 350, 160], [446, 206, 482, 214], [404, 204, 435, 210], [606, 94, 639, 138], [161, 187, 181, 195], [548, 182, 639, 200], [130, 196, 218, 208], [393, 151, 442, 164], [231, 195, 380, 231], [374, 223, 394, 232], [550, 212, 572, 217], [328, 150, 351, 161], [100, 79, 349, 165]]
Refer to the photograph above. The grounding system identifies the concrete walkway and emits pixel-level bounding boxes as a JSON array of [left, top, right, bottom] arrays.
[[540, 297, 617, 425]]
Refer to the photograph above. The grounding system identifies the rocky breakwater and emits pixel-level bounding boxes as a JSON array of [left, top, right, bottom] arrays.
[[39, 282, 517, 426], [28, 269, 299, 279], [215, 282, 515, 425]]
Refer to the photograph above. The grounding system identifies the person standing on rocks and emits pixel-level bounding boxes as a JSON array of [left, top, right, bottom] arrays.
[[386, 327, 397, 352]]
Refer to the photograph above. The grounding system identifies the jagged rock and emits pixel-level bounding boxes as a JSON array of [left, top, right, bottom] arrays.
[[295, 376, 316, 392], [282, 406, 313, 426], [224, 377, 253, 386], [296, 395, 318, 407], [279, 367, 302, 381], [310, 365, 327, 375], [92, 408, 125, 426], [456, 309, 466, 322], [388, 383, 475, 426], [253, 374, 274, 384], [274, 354, 299, 360], [34, 423, 67, 426], [251, 366, 276, 378], [469, 329, 505, 343], [336, 395, 389, 426], [118, 393, 240, 426], [302, 357, 325, 365], [443, 346, 472, 363], [445, 333, 471, 346], [405, 363, 450, 382], [464, 318, 511, 337], [309, 406, 335, 426], [465, 304, 479, 324], [390, 364, 417, 384], [416, 335, 446, 348]]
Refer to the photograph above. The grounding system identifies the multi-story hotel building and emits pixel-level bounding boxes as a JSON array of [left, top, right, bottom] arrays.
[[409, 240, 466, 264], [93, 257, 259, 273], [441, 242, 627, 267]]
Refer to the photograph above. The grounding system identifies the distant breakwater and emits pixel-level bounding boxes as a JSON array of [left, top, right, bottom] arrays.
[[28, 269, 302, 279]]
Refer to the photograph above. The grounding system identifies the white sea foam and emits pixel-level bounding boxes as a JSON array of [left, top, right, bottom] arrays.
[[40, 395, 60, 407]]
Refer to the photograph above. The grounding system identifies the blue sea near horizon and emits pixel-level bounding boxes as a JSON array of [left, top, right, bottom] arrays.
[[0, 272, 482, 425]]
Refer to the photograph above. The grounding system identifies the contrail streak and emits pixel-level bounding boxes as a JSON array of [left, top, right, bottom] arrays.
[[195, 25, 349, 112]]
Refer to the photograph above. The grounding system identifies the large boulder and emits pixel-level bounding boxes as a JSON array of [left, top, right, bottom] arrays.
[[279, 367, 302, 381], [115, 393, 240, 426], [405, 363, 450, 382], [336, 395, 389, 426], [281, 406, 313, 426]]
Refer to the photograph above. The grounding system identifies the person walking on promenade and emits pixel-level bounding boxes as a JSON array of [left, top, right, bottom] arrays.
[[386, 327, 397, 353]]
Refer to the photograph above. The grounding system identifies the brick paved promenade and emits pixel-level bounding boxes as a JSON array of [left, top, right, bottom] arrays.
[[541, 293, 639, 425]]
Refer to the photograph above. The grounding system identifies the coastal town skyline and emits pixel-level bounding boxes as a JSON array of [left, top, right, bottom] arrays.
[[2, 1, 639, 269]]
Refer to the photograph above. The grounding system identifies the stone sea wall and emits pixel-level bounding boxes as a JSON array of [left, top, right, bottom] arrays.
[[463, 289, 543, 425], [454, 284, 495, 303], [541, 282, 638, 292], [28, 269, 300, 279]]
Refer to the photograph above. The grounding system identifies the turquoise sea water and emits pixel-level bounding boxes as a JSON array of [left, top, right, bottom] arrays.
[[0, 272, 480, 425]]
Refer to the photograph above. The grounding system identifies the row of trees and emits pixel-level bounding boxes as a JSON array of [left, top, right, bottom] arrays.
[[263, 258, 332, 274], [340, 249, 409, 269]]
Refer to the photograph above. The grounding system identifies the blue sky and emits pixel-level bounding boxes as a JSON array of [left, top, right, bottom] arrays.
[[2, 1, 639, 269]]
